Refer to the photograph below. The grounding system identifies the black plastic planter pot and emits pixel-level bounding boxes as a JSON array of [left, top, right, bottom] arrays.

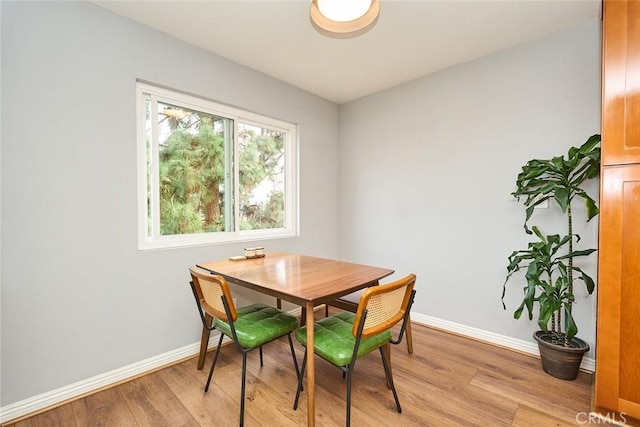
[[533, 331, 589, 380]]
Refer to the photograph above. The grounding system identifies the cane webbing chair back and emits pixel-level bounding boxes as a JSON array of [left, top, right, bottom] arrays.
[[353, 274, 415, 339], [325, 282, 415, 354], [189, 266, 237, 322]]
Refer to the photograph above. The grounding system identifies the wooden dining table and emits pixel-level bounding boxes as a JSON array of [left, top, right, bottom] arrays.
[[195, 252, 394, 426]]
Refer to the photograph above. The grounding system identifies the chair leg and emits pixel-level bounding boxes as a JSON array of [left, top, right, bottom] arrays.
[[379, 345, 401, 413], [287, 334, 300, 380], [405, 314, 413, 354], [259, 346, 264, 367], [197, 313, 214, 370], [346, 368, 353, 427], [293, 349, 307, 410], [204, 333, 225, 392], [240, 352, 247, 427]]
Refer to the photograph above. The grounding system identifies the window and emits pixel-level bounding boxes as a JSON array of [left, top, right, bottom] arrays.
[[137, 82, 298, 250]]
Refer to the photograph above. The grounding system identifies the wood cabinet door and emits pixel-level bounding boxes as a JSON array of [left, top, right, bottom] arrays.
[[602, 0, 640, 166], [595, 164, 640, 418]]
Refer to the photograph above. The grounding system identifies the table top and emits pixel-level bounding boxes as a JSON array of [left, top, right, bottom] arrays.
[[196, 252, 394, 306]]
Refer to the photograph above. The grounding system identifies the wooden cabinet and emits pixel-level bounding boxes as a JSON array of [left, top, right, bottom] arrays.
[[595, 166, 640, 417], [601, 0, 640, 166], [595, 0, 640, 420]]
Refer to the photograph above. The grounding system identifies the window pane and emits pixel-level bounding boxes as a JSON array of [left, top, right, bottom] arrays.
[[138, 82, 298, 249], [144, 98, 152, 237], [238, 123, 285, 230], [156, 101, 232, 235]]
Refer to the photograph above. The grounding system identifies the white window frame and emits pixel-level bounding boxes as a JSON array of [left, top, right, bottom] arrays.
[[136, 82, 299, 250]]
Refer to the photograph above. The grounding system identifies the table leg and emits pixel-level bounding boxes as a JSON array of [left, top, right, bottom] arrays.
[[197, 313, 213, 370], [306, 301, 315, 426]]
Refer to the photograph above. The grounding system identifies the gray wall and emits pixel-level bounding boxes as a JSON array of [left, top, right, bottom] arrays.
[[0, 1, 339, 406], [337, 21, 601, 355]]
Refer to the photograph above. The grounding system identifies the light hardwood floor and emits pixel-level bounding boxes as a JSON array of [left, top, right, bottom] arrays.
[[6, 318, 610, 426]]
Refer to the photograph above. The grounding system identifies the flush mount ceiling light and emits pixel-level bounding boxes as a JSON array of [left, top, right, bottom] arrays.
[[310, 0, 380, 36]]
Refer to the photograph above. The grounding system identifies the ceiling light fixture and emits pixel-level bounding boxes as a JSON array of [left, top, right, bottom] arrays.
[[309, 0, 380, 36]]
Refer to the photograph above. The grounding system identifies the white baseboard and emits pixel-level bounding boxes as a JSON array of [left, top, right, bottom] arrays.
[[409, 312, 596, 372], [0, 310, 595, 424]]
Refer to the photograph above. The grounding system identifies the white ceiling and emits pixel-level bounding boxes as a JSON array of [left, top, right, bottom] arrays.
[[93, 0, 602, 104]]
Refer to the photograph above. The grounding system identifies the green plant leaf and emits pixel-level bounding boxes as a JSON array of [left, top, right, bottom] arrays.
[[568, 146, 579, 158], [522, 168, 547, 180], [514, 302, 525, 320], [572, 266, 596, 294], [550, 156, 565, 171], [572, 248, 598, 257], [564, 306, 578, 342], [585, 197, 599, 221], [532, 226, 545, 241], [554, 187, 570, 212], [579, 134, 601, 154]]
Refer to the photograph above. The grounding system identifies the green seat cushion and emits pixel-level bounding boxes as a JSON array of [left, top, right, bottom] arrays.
[[214, 303, 298, 349], [295, 311, 391, 367]]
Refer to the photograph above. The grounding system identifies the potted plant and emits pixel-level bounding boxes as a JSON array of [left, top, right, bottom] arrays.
[[502, 134, 601, 380]]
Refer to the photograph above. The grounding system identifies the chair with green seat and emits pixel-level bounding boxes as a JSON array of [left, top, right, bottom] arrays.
[[189, 266, 300, 426], [293, 274, 416, 426]]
